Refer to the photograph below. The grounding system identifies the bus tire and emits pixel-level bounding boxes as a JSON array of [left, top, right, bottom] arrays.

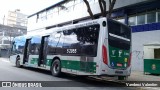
[[51, 59, 61, 77], [118, 76, 127, 80], [16, 56, 21, 68]]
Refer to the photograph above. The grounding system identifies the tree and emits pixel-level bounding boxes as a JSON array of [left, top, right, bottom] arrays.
[[83, 0, 95, 19], [83, 0, 116, 19], [107, 0, 116, 18]]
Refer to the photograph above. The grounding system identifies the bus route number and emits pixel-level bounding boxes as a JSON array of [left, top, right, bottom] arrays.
[[67, 49, 77, 54]]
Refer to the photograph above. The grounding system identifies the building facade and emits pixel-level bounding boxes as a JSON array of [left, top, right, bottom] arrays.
[[27, 0, 160, 71], [7, 9, 28, 29], [0, 24, 27, 49], [0, 9, 28, 49]]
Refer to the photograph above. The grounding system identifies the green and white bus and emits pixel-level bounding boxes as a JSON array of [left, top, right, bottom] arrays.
[[10, 17, 131, 79]]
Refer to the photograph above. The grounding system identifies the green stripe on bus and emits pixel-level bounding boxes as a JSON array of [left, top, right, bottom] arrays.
[[31, 58, 96, 73], [61, 60, 96, 73], [30, 58, 38, 64]]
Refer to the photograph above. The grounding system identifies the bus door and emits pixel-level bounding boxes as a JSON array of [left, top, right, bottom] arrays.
[[23, 39, 31, 64], [38, 36, 49, 66]]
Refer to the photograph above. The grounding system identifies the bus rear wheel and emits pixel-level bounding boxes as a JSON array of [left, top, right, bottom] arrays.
[[51, 59, 61, 77], [118, 76, 127, 80], [16, 56, 21, 68]]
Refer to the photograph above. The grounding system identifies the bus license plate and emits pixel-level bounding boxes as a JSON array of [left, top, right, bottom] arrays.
[[115, 71, 123, 74]]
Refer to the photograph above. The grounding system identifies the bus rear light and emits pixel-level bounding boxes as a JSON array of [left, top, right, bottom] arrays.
[[102, 45, 108, 65], [128, 53, 132, 67]]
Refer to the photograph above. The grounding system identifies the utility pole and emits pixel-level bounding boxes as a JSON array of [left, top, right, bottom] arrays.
[[3, 15, 5, 25]]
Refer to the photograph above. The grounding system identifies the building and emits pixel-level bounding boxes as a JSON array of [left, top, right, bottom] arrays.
[[0, 10, 27, 57], [0, 9, 28, 49], [0, 24, 27, 49], [0, 24, 26, 57], [7, 9, 28, 29], [27, 0, 160, 71]]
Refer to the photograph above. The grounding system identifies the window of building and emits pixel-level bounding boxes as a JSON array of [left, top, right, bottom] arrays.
[[3, 40, 10, 44], [47, 9, 53, 19], [154, 49, 160, 59], [128, 16, 136, 26], [158, 11, 160, 22], [40, 12, 47, 21], [0, 40, 2, 44], [147, 12, 156, 24], [0, 32, 3, 36], [65, 0, 74, 8], [137, 14, 145, 25]]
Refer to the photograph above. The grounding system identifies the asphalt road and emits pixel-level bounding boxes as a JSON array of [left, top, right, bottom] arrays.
[[0, 58, 137, 90]]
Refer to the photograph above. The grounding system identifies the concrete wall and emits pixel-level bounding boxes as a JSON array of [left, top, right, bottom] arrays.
[[0, 49, 10, 57], [131, 30, 160, 71]]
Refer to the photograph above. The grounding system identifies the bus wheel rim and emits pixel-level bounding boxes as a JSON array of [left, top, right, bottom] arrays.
[[53, 63, 59, 73]]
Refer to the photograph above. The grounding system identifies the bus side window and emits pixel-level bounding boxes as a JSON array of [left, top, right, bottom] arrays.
[[47, 32, 63, 55], [81, 25, 100, 57], [30, 36, 41, 55], [56, 31, 64, 54], [62, 29, 81, 55]]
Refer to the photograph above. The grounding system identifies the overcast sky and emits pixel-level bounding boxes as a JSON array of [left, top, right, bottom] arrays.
[[0, 0, 61, 24]]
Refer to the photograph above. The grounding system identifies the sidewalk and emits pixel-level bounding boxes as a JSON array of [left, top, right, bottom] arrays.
[[128, 70, 160, 81], [127, 71, 160, 90], [0, 57, 9, 61]]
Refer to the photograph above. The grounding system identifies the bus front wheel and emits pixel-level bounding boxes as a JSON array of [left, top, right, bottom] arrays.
[[51, 59, 61, 77], [16, 56, 21, 68]]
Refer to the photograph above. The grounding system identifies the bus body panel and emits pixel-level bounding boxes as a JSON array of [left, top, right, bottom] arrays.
[[10, 17, 131, 77], [9, 54, 24, 66], [100, 61, 131, 76], [107, 19, 131, 69]]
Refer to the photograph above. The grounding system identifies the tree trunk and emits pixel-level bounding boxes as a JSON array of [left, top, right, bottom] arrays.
[[107, 0, 116, 18], [83, 0, 94, 19]]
